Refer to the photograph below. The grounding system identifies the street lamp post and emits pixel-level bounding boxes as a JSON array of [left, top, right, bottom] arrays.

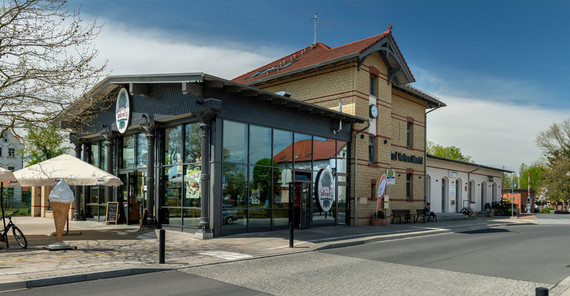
[[511, 181, 517, 217]]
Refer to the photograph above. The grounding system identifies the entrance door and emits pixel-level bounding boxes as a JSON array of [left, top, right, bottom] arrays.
[[120, 171, 145, 224], [441, 178, 447, 213], [293, 181, 312, 229], [455, 181, 460, 212]]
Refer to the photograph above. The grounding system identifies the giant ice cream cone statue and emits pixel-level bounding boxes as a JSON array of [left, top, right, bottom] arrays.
[[47, 179, 74, 250], [51, 201, 71, 242]]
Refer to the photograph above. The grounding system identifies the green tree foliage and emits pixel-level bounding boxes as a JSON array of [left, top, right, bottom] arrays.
[[541, 157, 570, 205], [517, 163, 545, 190], [427, 141, 473, 162], [23, 124, 70, 165]]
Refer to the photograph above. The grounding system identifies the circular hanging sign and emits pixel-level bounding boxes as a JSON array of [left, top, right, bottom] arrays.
[[316, 168, 335, 212], [115, 88, 130, 134]]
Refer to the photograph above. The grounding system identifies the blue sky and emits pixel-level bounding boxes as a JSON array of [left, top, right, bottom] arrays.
[[70, 0, 570, 172]]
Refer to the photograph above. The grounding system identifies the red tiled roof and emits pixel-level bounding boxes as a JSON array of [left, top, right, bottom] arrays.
[[273, 138, 340, 163], [233, 28, 396, 85]]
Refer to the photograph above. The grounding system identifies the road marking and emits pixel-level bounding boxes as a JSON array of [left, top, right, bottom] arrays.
[[199, 251, 253, 260]]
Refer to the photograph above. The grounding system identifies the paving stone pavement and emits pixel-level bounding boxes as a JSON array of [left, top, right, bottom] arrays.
[[0, 214, 567, 295]]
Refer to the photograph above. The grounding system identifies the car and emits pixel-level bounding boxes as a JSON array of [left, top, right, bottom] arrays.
[[222, 204, 239, 225]]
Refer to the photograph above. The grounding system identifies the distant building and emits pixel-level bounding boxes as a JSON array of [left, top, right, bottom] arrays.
[[0, 131, 24, 207], [502, 189, 536, 213], [426, 155, 512, 213]]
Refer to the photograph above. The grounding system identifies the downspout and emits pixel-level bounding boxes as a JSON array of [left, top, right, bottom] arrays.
[[353, 120, 370, 226], [467, 166, 481, 208], [424, 103, 442, 204]]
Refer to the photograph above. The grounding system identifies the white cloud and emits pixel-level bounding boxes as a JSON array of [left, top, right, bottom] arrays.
[[427, 95, 568, 172], [93, 20, 281, 79]]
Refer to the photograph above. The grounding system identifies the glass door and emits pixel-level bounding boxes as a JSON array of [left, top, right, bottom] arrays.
[[121, 171, 145, 224], [294, 181, 311, 229]]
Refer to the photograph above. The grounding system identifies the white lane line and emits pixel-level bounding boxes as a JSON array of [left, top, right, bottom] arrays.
[[199, 251, 253, 260]]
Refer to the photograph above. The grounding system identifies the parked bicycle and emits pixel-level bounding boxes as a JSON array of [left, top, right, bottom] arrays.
[[1, 209, 28, 249]]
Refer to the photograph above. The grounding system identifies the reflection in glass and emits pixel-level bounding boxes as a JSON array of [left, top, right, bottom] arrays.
[[273, 129, 292, 197], [249, 165, 271, 208], [272, 209, 289, 228], [222, 164, 247, 208], [101, 143, 107, 171], [293, 133, 312, 170], [185, 123, 201, 163], [164, 165, 182, 207], [248, 209, 270, 231], [337, 185, 347, 225], [223, 120, 248, 163], [337, 141, 348, 174], [183, 208, 201, 227], [249, 125, 271, 165], [122, 135, 135, 169], [165, 126, 183, 165], [137, 133, 148, 168], [90, 142, 100, 167]]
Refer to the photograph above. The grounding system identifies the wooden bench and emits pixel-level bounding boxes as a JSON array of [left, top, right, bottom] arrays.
[[391, 209, 411, 224], [415, 209, 427, 223]]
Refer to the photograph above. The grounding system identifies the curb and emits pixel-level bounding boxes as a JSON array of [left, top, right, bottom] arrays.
[[0, 268, 171, 292]]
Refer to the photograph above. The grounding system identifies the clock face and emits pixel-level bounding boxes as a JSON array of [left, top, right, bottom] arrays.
[[369, 104, 378, 118]]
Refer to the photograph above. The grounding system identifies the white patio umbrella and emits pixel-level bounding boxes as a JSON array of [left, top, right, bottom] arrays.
[[14, 154, 123, 187]]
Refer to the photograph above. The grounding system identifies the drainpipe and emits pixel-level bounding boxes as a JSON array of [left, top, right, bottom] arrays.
[[353, 120, 370, 226], [425, 103, 442, 205], [467, 166, 481, 208]]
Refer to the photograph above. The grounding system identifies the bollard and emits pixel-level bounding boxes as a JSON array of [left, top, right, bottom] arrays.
[[536, 287, 548, 296], [159, 229, 165, 264]]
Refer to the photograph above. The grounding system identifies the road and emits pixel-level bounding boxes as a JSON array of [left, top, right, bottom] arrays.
[[6, 215, 570, 296]]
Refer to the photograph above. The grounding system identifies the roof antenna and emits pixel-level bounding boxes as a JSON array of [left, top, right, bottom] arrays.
[[312, 13, 329, 46]]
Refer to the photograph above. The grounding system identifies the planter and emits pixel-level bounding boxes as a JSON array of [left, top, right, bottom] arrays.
[[370, 217, 388, 226]]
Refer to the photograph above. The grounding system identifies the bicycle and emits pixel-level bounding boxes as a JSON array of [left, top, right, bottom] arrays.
[[1, 209, 28, 249]]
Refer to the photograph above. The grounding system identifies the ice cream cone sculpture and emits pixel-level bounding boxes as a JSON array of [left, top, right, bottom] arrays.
[[51, 201, 71, 242]]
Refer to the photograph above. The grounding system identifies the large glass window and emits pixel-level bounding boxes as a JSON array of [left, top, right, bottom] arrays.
[[122, 135, 135, 169], [223, 120, 247, 164], [165, 126, 183, 166], [185, 123, 201, 163], [137, 133, 148, 168], [293, 133, 312, 170]]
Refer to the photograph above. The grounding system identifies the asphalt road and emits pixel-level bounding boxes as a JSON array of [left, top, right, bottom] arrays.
[[6, 216, 570, 296]]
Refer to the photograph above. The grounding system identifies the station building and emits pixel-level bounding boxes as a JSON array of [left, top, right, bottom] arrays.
[[58, 26, 449, 237], [426, 154, 512, 214]]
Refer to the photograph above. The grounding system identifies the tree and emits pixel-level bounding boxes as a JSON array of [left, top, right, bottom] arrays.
[[22, 124, 70, 165], [541, 157, 570, 210], [0, 0, 106, 136], [427, 141, 473, 162], [536, 119, 570, 165], [517, 162, 545, 190]]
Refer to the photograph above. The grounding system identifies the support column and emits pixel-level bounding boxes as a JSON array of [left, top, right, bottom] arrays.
[[142, 122, 157, 228], [197, 118, 212, 239], [103, 132, 114, 204], [73, 140, 84, 220]]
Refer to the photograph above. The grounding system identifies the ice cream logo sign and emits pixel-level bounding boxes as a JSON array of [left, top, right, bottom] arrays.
[[316, 168, 335, 212], [115, 88, 130, 134]]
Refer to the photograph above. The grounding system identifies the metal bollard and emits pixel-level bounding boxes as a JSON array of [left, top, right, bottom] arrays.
[[536, 287, 548, 296], [159, 229, 165, 264]]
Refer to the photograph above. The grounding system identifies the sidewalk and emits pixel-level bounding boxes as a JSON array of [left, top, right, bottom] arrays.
[[0, 214, 543, 293]]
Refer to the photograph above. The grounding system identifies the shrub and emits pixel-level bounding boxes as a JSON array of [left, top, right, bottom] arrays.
[[372, 211, 385, 219]]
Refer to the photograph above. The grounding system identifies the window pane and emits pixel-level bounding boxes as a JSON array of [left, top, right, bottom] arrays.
[[122, 135, 135, 169], [137, 133, 148, 168], [164, 165, 182, 207], [337, 185, 347, 224], [183, 164, 201, 207], [182, 208, 201, 228], [272, 167, 287, 208], [101, 143, 107, 171], [249, 208, 270, 231], [312, 137, 335, 171], [223, 120, 248, 163], [249, 165, 271, 208], [222, 164, 247, 208], [273, 129, 293, 196], [336, 141, 348, 174], [272, 209, 289, 229], [249, 125, 271, 165], [185, 123, 201, 163], [90, 142, 100, 166], [293, 133, 312, 170], [165, 126, 183, 165]]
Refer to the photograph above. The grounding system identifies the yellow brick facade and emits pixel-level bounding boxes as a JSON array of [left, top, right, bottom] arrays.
[[253, 52, 428, 225]]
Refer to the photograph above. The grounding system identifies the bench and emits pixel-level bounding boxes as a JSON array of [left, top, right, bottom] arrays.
[[391, 209, 411, 224], [415, 209, 437, 223]]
